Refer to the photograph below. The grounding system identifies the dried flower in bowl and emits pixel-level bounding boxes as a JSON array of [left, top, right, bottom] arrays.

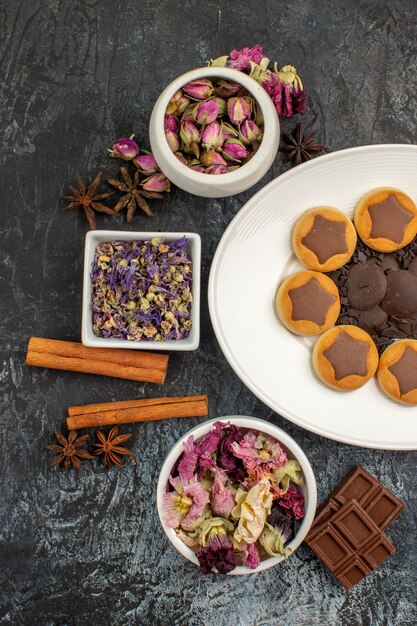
[[162, 421, 306, 575]]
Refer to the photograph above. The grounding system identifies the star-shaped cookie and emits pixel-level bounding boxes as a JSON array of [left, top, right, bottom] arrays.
[[301, 215, 348, 264], [323, 331, 370, 380], [289, 278, 337, 326], [388, 347, 417, 396], [369, 195, 413, 244]]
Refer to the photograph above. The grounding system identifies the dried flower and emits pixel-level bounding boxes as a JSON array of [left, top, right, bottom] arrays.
[[164, 114, 178, 133], [222, 138, 248, 161], [141, 172, 171, 193], [193, 98, 219, 125], [227, 96, 251, 125], [269, 504, 295, 543], [227, 45, 266, 70], [221, 122, 239, 142], [201, 121, 223, 150], [183, 78, 214, 100], [134, 153, 159, 174], [47, 430, 94, 470], [108, 136, 140, 160], [166, 89, 190, 115], [277, 485, 305, 520], [214, 97, 227, 116], [175, 152, 189, 166], [94, 426, 136, 468], [213, 79, 241, 98], [242, 542, 260, 569], [61, 172, 116, 230], [165, 129, 181, 153], [163, 475, 209, 528], [238, 119, 262, 145], [180, 119, 201, 158], [205, 164, 228, 175], [200, 149, 227, 167], [233, 478, 273, 544], [188, 162, 205, 173], [197, 533, 236, 575]]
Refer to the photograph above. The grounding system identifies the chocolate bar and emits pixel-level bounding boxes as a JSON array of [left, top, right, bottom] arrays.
[[307, 500, 396, 589], [309, 465, 404, 533], [305, 466, 404, 589]]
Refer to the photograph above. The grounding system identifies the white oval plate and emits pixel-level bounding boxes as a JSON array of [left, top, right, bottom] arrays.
[[209, 145, 417, 450]]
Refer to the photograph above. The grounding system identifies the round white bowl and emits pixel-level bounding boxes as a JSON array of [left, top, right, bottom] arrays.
[[157, 416, 317, 575], [149, 67, 280, 198]]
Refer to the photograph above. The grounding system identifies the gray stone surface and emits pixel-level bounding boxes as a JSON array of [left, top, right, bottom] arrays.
[[0, 1, 416, 624]]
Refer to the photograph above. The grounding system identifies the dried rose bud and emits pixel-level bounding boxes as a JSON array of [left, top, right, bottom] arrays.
[[253, 103, 264, 127], [206, 164, 228, 175], [141, 172, 171, 192], [181, 102, 198, 121], [201, 121, 223, 150], [213, 79, 241, 97], [134, 153, 159, 174], [188, 161, 205, 173], [200, 149, 227, 167], [221, 122, 239, 142], [175, 152, 189, 166], [165, 129, 181, 153], [183, 78, 214, 100], [214, 97, 227, 116], [227, 165, 240, 172], [164, 114, 178, 133], [193, 99, 219, 125], [227, 97, 251, 125], [238, 119, 262, 145], [166, 90, 190, 115], [180, 119, 201, 158], [222, 138, 248, 161], [108, 136, 139, 160]]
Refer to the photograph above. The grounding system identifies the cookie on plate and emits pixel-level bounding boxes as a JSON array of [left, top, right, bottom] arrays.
[[312, 325, 379, 391], [354, 187, 417, 252], [276, 271, 340, 335], [377, 339, 417, 405], [293, 207, 357, 271]]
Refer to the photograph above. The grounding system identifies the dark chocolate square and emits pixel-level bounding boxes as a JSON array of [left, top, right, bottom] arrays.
[[335, 466, 380, 505], [365, 491, 405, 531], [335, 556, 372, 589], [308, 525, 352, 570], [332, 500, 380, 550], [362, 535, 396, 569]]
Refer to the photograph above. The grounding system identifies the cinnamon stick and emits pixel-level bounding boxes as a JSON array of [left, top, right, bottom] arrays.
[[26, 337, 168, 384], [66, 395, 208, 430]]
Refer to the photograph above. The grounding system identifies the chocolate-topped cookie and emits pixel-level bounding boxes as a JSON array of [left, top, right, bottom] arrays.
[[354, 188, 417, 252], [312, 325, 379, 391], [276, 271, 340, 335], [347, 261, 387, 311], [293, 207, 357, 272], [377, 340, 417, 405]]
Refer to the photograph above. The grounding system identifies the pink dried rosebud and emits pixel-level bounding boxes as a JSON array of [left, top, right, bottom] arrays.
[[200, 149, 227, 167], [221, 122, 239, 142], [175, 152, 189, 166], [227, 97, 251, 125], [183, 78, 214, 100], [193, 99, 219, 125], [164, 114, 178, 133], [180, 119, 201, 158], [165, 129, 181, 153], [141, 173, 171, 192], [206, 164, 228, 175], [214, 97, 227, 116], [227, 45, 266, 71], [134, 153, 159, 174], [214, 79, 241, 98], [108, 136, 139, 160], [201, 121, 223, 150], [222, 138, 248, 161], [188, 161, 205, 173], [166, 89, 190, 115], [238, 119, 262, 145]]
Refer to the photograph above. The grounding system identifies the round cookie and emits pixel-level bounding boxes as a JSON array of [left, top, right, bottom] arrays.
[[293, 207, 357, 271], [312, 325, 379, 391], [354, 187, 417, 252], [377, 340, 417, 405], [276, 271, 340, 335]]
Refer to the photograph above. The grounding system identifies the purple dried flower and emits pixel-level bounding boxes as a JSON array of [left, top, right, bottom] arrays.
[[108, 136, 139, 160], [201, 122, 223, 150], [164, 114, 178, 133], [221, 122, 239, 142], [165, 129, 181, 153], [213, 79, 241, 98], [134, 153, 159, 174], [162, 475, 209, 528], [188, 163, 205, 173], [269, 504, 294, 543], [183, 78, 214, 100], [214, 97, 227, 116], [242, 542, 260, 569], [238, 119, 262, 145], [193, 98, 219, 125], [180, 119, 201, 158], [222, 138, 248, 162], [197, 533, 236, 575], [227, 96, 251, 125], [141, 173, 171, 192], [227, 45, 266, 70], [210, 467, 236, 518], [261, 65, 305, 117], [205, 164, 228, 175], [166, 89, 190, 115], [217, 425, 246, 482], [200, 149, 227, 167], [277, 485, 305, 520]]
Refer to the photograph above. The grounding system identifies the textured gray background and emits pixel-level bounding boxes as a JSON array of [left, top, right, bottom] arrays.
[[0, 1, 416, 625]]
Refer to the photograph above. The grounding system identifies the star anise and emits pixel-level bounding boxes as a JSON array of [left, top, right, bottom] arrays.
[[107, 166, 163, 223], [279, 124, 326, 166], [61, 172, 116, 230], [94, 426, 136, 468], [47, 430, 94, 470]]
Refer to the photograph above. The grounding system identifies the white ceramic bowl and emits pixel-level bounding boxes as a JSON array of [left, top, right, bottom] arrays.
[[149, 67, 280, 198], [157, 416, 317, 575], [81, 230, 200, 351]]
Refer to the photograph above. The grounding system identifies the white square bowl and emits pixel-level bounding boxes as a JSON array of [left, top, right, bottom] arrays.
[[81, 230, 201, 351]]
